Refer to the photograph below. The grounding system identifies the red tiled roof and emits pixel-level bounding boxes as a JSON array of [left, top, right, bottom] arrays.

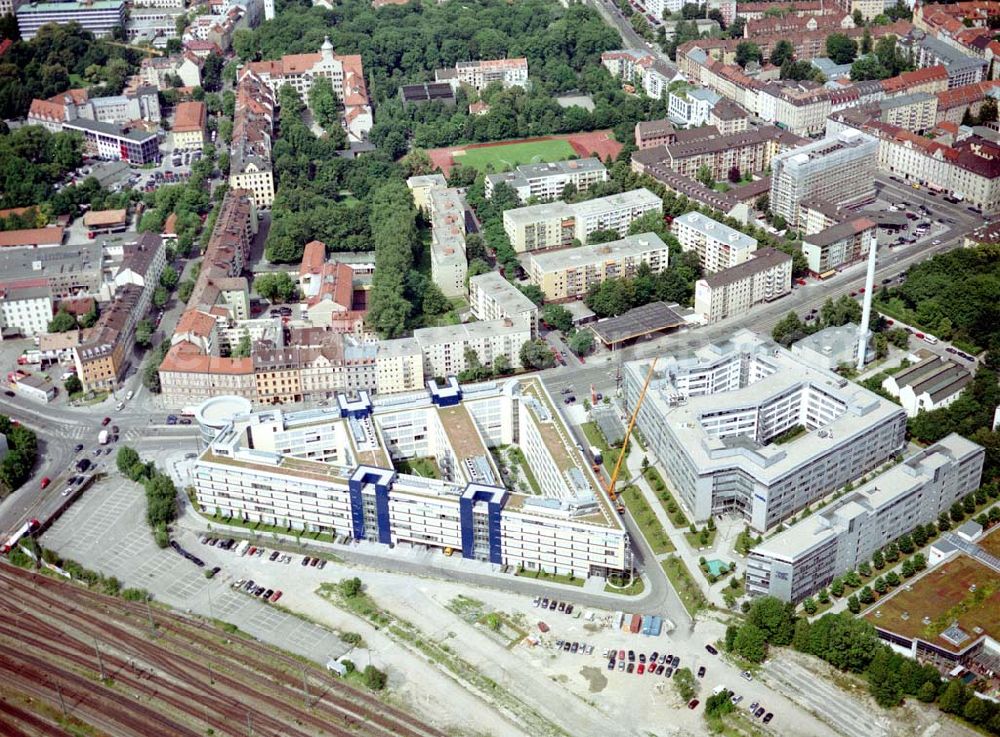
[[300, 240, 326, 277], [0, 227, 64, 247], [173, 101, 206, 132]]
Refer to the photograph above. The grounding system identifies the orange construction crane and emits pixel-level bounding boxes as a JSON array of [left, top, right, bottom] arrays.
[[604, 358, 657, 514]]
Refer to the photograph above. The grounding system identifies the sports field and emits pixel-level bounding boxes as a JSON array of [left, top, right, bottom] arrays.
[[452, 138, 577, 173]]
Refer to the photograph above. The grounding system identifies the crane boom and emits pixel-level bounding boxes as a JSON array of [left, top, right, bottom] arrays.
[[606, 358, 657, 510]]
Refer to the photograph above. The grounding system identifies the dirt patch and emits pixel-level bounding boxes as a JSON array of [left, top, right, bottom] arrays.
[[580, 666, 608, 693]]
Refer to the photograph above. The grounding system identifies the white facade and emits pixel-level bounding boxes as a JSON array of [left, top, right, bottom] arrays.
[[626, 330, 908, 532], [668, 87, 720, 128], [881, 356, 973, 418], [671, 211, 758, 274], [693, 247, 792, 324], [746, 434, 984, 602], [485, 159, 608, 202], [428, 187, 468, 298], [0, 288, 52, 339], [468, 271, 539, 339], [450, 58, 529, 91], [414, 317, 532, 377]]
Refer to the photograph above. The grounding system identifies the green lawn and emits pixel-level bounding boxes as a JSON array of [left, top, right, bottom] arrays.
[[620, 486, 675, 554], [396, 457, 440, 479], [643, 467, 689, 529], [515, 567, 585, 587], [662, 556, 707, 617], [685, 528, 717, 550], [454, 139, 577, 173], [605, 573, 645, 596]]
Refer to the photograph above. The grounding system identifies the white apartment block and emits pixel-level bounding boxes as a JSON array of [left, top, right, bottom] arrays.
[[428, 187, 468, 298], [414, 317, 531, 378], [746, 434, 984, 602], [522, 233, 670, 301], [601, 49, 677, 99], [468, 271, 539, 339], [693, 247, 792, 324], [440, 58, 529, 91], [16, 0, 125, 40], [485, 158, 608, 202], [502, 189, 662, 252], [406, 174, 448, 214], [375, 338, 425, 396], [625, 330, 908, 532], [769, 130, 879, 228], [191, 378, 629, 578], [671, 211, 757, 274], [0, 286, 52, 340], [668, 86, 720, 128]]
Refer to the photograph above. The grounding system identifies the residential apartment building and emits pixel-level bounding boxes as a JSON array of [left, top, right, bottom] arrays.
[[635, 119, 677, 150], [769, 130, 879, 228], [192, 377, 628, 578], [882, 66, 950, 98], [935, 81, 1000, 124], [502, 189, 662, 253], [801, 217, 878, 275], [16, 0, 125, 40], [624, 330, 908, 531], [428, 187, 468, 298], [139, 52, 203, 90], [484, 159, 608, 202], [878, 92, 938, 133], [468, 271, 539, 339], [0, 285, 52, 340], [229, 69, 275, 207], [693, 247, 792, 324], [632, 125, 805, 184], [882, 355, 973, 417], [172, 101, 206, 149], [746, 434, 984, 602], [28, 86, 160, 130], [0, 241, 103, 299], [243, 37, 373, 142], [601, 49, 676, 99], [374, 338, 424, 396], [406, 174, 448, 213], [74, 284, 143, 392], [668, 86, 721, 128], [521, 233, 670, 301], [671, 211, 758, 274], [435, 58, 529, 91], [756, 82, 833, 137], [902, 32, 988, 89], [414, 317, 531, 377]]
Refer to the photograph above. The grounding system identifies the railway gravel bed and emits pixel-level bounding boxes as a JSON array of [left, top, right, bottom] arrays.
[[0, 562, 447, 737]]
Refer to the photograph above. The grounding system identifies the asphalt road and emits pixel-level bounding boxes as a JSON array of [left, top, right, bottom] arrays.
[[585, 0, 677, 68]]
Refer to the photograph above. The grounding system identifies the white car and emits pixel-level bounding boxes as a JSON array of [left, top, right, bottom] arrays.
[[126, 390, 134, 400], [115, 401, 125, 411]]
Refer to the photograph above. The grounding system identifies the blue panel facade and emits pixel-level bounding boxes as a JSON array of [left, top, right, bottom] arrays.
[[487, 497, 503, 564], [347, 476, 366, 540], [374, 481, 392, 545], [459, 486, 507, 563], [459, 496, 476, 560]]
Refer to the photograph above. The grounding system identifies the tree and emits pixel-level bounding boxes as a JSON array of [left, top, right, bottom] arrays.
[[859, 586, 875, 604], [159, 264, 179, 290], [917, 681, 938, 703], [517, 283, 545, 306], [770, 39, 794, 67], [63, 374, 82, 395], [847, 595, 861, 614], [938, 680, 969, 715], [519, 339, 555, 370], [339, 577, 362, 598], [254, 272, 298, 303], [541, 304, 574, 333], [831, 578, 845, 597], [361, 665, 387, 691], [827, 34, 858, 64], [733, 622, 768, 662], [872, 549, 885, 570], [135, 319, 155, 348], [308, 77, 345, 146], [48, 309, 78, 333], [233, 331, 252, 358], [153, 287, 168, 309], [569, 330, 594, 356], [116, 446, 141, 475], [735, 41, 762, 68], [696, 164, 714, 188], [673, 667, 698, 700], [588, 228, 621, 245], [421, 282, 452, 317], [802, 597, 817, 614], [704, 690, 735, 719], [727, 165, 741, 184]]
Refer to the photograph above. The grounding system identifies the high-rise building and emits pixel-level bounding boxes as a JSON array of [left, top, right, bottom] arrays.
[[693, 247, 792, 324], [746, 434, 984, 602], [769, 130, 879, 228], [16, 0, 125, 40]]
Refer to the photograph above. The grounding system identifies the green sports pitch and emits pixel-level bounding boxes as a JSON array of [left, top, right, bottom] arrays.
[[453, 139, 577, 173]]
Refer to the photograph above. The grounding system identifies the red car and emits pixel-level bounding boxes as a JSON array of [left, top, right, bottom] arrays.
[[270, 590, 283, 602], [101, 417, 111, 426], [688, 699, 700, 710], [637, 663, 645, 675], [40, 477, 51, 490]]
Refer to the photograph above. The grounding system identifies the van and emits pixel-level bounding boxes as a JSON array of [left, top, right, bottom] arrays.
[[116, 401, 125, 411], [126, 390, 134, 400], [923, 334, 938, 345]]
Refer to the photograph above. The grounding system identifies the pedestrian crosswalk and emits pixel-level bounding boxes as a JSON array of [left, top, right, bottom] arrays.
[[56, 424, 144, 443]]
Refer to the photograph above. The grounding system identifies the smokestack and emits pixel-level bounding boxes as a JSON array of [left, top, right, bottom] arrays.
[[856, 233, 877, 371]]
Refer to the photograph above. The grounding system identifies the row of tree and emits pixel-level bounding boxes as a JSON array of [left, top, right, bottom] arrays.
[[116, 446, 178, 548]]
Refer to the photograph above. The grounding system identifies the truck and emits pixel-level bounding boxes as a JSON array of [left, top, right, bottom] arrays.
[[236, 539, 250, 556], [98, 430, 110, 445], [589, 446, 603, 466]]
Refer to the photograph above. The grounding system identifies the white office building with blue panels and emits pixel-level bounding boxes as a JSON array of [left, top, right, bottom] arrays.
[[192, 378, 629, 578]]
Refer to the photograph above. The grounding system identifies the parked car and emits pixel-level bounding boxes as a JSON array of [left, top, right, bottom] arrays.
[[101, 417, 111, 426], [697, 666, 706, 678], [688, 700, 699, 710], [40, 477, 51, 489], [763, 713, 773, 724], [74, 444, 84, 453], [705, 644, 718, 655], [271, 590, 283, 602], [637, 663, 645, 675]]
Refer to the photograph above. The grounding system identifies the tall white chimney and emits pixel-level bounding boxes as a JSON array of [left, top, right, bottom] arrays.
[[856, 233, 877, 371]]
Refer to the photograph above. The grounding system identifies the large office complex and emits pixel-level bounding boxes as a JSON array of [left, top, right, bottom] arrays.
[[502, 189, 661, 253], [693, 247, 792, 324], [521, 233, 670, 301], [16, 0, 125, 39], [192, 378, 630, 578], [671, 211, 758, 274], [769, 130, 879, 228], [746, 434, 984, 602], [61, 119, 160, 165], [485, 159, 608, 202], [428, 187, 468, 298], [625, 330, 908, 532], [468, 271, 539, 339]]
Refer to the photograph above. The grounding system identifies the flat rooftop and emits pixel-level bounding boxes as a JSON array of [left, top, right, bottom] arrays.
[[524, 232, 668, 273], [591, 301, 686, 345], [469, 271, 537, 316], [866, 546, 1000, 654], [437, 403, 488, 463]]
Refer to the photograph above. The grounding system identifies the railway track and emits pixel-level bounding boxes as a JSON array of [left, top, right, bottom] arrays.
[[0, 563, 448, 737]]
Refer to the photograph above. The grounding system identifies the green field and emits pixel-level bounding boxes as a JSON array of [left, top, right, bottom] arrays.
[[454, 139, 577, 173]]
